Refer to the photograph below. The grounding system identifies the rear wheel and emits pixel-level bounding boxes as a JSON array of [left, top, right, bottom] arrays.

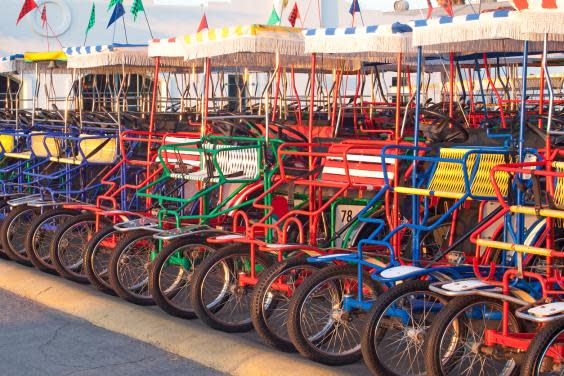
[[287, 264, 383, 365], [0, 205, 39, 265], [50, 214, 101, 283], [251, 256, 322, 352], [424, 296, 521, 376], [190, 245, 273, 332], [361, 280, 448, 376], [108, 230, 158, 305], [83, 225, 126, 293], [0, 199, 12, 259], [149, 239, 216, 318], [25, 208, 79, 272], [520, 318, 564, 376]]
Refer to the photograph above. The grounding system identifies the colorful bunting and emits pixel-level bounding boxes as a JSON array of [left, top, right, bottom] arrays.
[[197, 13, 208, 32], [107, 2, 125, 28], [107, 0, 123, 11], [131, 0, 145, 21], [267, 6, 281, 25], [349, 0, 360, 14], [288, 2, 300, 27], [41, 4, 47, 28], [426, 0, 433, 19], [86, 3, 96, 35], [16, 0, 38, 25], [437, 0, 454, 16]]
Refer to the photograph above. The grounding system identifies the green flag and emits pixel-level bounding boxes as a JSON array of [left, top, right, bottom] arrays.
[[86, 3, 95, 35], [266, 6, 280, 25], [107, 0, 122, 11], [131, 0, 145, 21]]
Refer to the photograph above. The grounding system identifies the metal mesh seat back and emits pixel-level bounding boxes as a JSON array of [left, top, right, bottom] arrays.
[[427, 148, 510, 198]]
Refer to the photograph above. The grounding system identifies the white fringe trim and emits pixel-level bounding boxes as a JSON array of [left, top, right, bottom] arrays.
[[305, 34, 413, 55]]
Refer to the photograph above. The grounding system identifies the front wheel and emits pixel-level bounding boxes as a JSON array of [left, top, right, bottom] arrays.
[[520, 318, 564, 376], [108, 230, 158, 305], [50, 214, 100, 282], [0, 205, 39, 265], [83, 225, 127, 293], [361, 279, 449, 376], [287, 264, 383, 366], [25, 208, 79, 272], [250, 256, 323, 352], [424, 295, 522, 376], [190, 245, 273, 333], [149, 239, 216, 319]]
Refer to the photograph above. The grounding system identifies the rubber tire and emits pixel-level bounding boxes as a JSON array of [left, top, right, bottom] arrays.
[[149, 238, 219, 319], [250, 256, 323, 352], [287, 264, 384, 366], [424, 295, 522, 376], [520, 318, 564, 376], [361, 280, 448, 376], [0, 199, 12, 259], [108, 230, 157, 306], [50, 214, 100, 283], [83, 225, 122, 294], [25, 208, 80, 272], [190, 245, 273, 333], [0, 205, 39, 266]]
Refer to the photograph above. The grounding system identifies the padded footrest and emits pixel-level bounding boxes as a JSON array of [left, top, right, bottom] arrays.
[[114, 217, 159, 232], [528, 302, 564, 318], [379, 265, 425, 279], [153, 225, 209, 240], [28, 201, 62, 207], [442, 279, 492, 292], [7, 194, 42, 206]]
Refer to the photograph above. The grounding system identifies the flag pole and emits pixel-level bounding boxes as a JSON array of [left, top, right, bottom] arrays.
[[122, 16, 128, 43], [143, 11, 154, 39], [83, 33, 88, 46]]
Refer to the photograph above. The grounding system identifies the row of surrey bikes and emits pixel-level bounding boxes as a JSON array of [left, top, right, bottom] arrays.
[[0, 12, 563, 376]]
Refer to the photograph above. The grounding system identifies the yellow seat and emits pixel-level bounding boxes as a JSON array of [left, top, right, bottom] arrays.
[[0, 134, 14, 154], [30, 132, 60, 158], [393, 148, 510, 199], [4, 151, 32, 160], [77, 134, 117, 164]]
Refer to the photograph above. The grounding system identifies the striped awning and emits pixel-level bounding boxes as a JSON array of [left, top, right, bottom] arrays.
[[0, 54, 24, 74], [65, 43, 153, 71], [412, 10, 527, 53], [302, 22, 413, 61], [179, 24, 357, 71]]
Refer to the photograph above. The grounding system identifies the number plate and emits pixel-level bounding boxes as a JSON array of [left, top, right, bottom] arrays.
[[334, 205, 364, 247]]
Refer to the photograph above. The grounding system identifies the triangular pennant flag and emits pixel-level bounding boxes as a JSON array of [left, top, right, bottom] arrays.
[[16, 0, 38, 25], [267, 6, 281, 25], [41, 4, 47, 28], [86, 3, 96, 35], [437, 0, 454, 16], [288, 3, 300, 27], [108, 0, 123, 11], [349, 0, 360, 14], [197, 13, 208, 32], [426, 0, 433, 19], [107, 2, 125, 28], [131, 0, 145, 21]]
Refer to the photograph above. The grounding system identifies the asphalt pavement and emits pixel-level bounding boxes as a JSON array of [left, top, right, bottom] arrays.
[[0, 288, 225, 376]]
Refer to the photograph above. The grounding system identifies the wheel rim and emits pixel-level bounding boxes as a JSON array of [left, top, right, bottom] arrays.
[[116, 236, 156, 298], [91, 231, 125, 289], [199, 253, 268, 327], [535, 328, 564, 376], [298, 274, 378, 357], [372, 290, 445, 376], [260, 265, 318, 343], [32, 214, 74, 267], [8, 209, 36, 259], [57, 220, 96, 277], [437, 301, 518, 376], [157, 244, 214, 312]]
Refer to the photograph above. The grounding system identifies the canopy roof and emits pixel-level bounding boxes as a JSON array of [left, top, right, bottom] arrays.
[[62, 43, 179, 73], [0, 54, 24, 74], [303, 22, 413, 61], [411, 10, 531, 53]]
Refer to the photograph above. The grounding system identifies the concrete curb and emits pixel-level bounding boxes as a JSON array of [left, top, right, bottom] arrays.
[[0, 260, 362, 376]]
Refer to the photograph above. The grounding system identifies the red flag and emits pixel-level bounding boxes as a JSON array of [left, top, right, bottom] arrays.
[[16, 0, 38, 25], [197, 13, 208, 32], [426, 0, 433, 19], [437, 0, 454, 16], [41, 5, 47, 28], [288, 2, 300, 27]]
